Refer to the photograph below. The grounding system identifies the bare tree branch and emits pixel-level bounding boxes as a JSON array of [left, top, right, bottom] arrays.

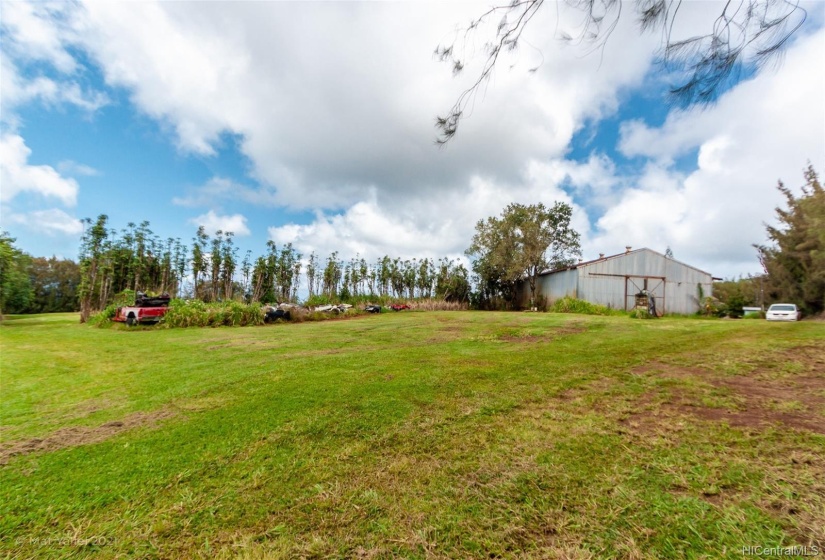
[[435, 0, 806, 144]]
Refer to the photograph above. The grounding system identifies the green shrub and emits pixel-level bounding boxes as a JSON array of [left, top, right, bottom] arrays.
[[160, 300, 265, 328], [743, 311, 765, 319], [550, 297, 614, 316], [88, 304, 119, 327], [112, 289, 136, 306], [628, 308, 655, 319], [304, 294, 335, 307], [699, 296, 726, 317]]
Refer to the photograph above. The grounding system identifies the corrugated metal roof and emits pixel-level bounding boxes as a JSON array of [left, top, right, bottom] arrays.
[[538, 247, 712, 277]]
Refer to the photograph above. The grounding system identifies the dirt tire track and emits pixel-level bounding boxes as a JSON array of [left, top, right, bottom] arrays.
[[1, 409, 177, 464]]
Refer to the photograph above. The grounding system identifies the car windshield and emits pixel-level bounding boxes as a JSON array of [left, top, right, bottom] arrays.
[[769, 305, 796, 311]]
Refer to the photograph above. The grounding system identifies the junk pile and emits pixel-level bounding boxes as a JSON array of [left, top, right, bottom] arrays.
[[313, 303, 353, 314], [263, 301, 413, 324], [136, 292, 171, 307], [264, 303, 299, 323]]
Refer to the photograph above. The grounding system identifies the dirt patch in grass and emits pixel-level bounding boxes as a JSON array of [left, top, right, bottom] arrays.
[[630, 358, 825, 434], [680, 404, 824, 434], [0, 409, 176, 464], [499, 326, 586, 343], [425, 324, 466, 343], [784, 344, 825, 371]]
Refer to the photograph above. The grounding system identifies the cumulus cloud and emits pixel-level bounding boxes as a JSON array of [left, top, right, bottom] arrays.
[[0, 1, 77, 72], [0, 133, 79, 205], [3, 0, 821, 280], [66, 0, 659, 210], [5, 208, 84, 236], [590, 27, 825, 276], [0, 3, 108, 126], [188, 210, 251, 237], [268, 162, 584, 262], [172, 177, 277, 209]]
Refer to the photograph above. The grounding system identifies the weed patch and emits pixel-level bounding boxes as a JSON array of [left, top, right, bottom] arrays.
[[550, 296, 618, 316]]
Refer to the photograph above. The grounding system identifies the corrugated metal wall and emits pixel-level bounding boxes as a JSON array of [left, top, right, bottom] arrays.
[[529, 269, 578, 305], [577, 250, 712, 314], [519, 249, 713, 314]]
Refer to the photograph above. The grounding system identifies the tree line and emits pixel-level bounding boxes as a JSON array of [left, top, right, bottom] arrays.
[[0, 232, 81, 316], [2, 165, 821, 319], [72, 214, 472, 322]]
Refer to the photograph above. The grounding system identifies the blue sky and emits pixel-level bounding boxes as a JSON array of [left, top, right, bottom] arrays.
[[1, 1, 823, 279]]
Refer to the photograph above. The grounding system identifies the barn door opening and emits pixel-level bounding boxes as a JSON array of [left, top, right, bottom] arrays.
[[625, 276, 665, 316]]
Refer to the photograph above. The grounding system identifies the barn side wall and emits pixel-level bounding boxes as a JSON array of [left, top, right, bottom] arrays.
[[576, 251, 712, 314], [516, 249, 713, 314], [518, 269, 579, 307]]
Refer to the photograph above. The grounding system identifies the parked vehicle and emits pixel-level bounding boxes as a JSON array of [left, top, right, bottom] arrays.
[[114, 292, 171, 326], [766, 303, 801, 321]]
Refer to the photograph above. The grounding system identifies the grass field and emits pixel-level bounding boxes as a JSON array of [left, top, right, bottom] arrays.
[[1, 311, 823, 559]]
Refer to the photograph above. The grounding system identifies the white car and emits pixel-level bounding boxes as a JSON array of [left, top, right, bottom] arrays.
[[766, 303, 801, 321]]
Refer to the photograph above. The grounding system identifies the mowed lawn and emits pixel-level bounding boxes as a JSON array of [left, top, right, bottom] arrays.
[[1, 312, 823, 559]]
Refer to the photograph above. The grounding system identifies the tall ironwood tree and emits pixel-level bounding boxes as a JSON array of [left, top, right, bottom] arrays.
[[757, 165, 825, 314]]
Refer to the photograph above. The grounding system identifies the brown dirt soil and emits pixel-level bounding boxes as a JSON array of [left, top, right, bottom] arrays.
[[629, 346, 825, 434], [499, 326, 586, 343], [786, 344, 825, 370], [0, 409, 177, 465]]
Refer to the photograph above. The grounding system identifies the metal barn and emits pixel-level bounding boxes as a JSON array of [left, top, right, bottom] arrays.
[[520, 248, 713, 315]]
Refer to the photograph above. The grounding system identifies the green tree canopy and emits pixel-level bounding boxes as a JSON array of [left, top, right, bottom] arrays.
[[756, 165, 825, 315], [467, 202, 581, 309], [0, 232, 34, 317]]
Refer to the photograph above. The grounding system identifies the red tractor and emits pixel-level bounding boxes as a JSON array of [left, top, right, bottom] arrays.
[[114, 292, 171, 326]]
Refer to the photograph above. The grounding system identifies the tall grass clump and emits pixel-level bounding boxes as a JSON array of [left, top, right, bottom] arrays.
[[407, 299, 469, 311], [628, 308, 655, 319], [87, 303, 119, 327], [161, 300, 265, 328], [550, 296, 615, 316]]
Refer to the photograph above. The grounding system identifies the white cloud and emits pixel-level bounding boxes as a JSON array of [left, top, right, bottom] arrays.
[[57, 160, 100, 177], [591, 27, 825, 277], [188, 210, 251, 237], [0, 133, 79, 205], [5, 208, 84, 236], [0, 3, 108, 129], [3, 0, 821, 280], [65, 0, 659, 210], [0, 1, 77, 73], [172, 176, 277, 209], [0, 53, 107, 128], [268, 162, 584, 263]]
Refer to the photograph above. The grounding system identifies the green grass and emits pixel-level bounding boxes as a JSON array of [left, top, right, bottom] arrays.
[[1, 312, 823, 558]]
